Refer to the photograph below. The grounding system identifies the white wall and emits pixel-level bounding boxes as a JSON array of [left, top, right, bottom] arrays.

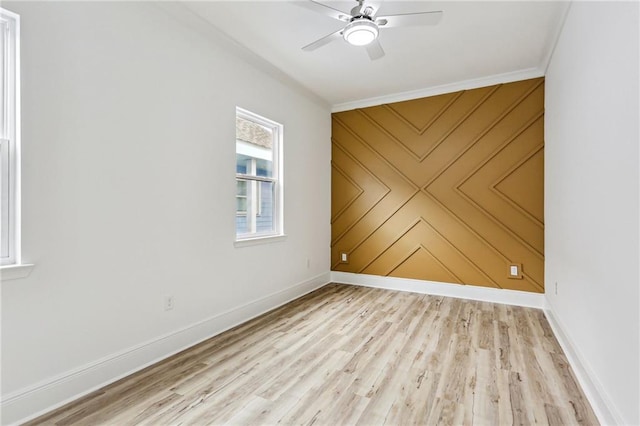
[[545, 2, 639, 425], [0, 2, 331, 423]]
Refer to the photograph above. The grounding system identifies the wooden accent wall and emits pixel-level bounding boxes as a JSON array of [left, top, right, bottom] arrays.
[[331, 78, 544, 293]]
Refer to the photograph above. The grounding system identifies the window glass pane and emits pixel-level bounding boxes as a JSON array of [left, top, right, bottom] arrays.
[[0, 140, 9, 258], [235, 149, 273, 178], [236, 179, 247, 196], [235, 179, 275, 237], [236, 196, 247, 214], [256, 180, 275, 233], [235, 213, 249, 235], [236, 179, 247, 215], [0, 20, 6, 138], [255, 158, 273, 178], [236, 154, 247, 174], [0, 10, 17, 265], [236, 116, 274, 178]]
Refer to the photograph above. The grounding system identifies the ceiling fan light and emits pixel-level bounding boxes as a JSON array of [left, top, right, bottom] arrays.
[[343, 19, 379, 46]]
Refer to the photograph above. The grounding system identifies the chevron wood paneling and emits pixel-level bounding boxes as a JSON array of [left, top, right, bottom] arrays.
[[331, 78, 545, 293]]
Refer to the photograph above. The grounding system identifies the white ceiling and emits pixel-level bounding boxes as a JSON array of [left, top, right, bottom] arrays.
[[183, 1, 569, 108]]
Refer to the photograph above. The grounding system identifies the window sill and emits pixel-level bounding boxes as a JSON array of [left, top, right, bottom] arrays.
[[1, 263, 35, 281], [234, 234, 287, 248]]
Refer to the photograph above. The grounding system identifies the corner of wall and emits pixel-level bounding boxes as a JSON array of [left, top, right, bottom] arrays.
[[543, 297, 625, 426]]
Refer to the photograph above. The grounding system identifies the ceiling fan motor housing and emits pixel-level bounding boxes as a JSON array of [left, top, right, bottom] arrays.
[[343, 17, 379, 46], [350, 1, 374, 18]]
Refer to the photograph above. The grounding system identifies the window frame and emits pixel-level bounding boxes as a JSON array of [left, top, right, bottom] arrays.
[[235, 107, 284, 243], [1, 8, 20, 267]]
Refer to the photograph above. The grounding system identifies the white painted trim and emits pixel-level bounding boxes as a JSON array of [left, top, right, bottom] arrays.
[[0, 263, 34, 281], [235, 106, 284, 240], [543, 302, 624, 426], [331, 67, 545, 113], [0, 8, 21, 267], [1, 272, 332, 426], [234, 234, 287, 248], [331, 271, 545, 308]]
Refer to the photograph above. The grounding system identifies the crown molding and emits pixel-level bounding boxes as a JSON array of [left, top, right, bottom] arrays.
[[331, 67, 545, 112]]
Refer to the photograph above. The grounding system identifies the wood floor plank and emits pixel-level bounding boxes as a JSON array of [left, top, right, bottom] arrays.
[[26, 284, 599, 426]]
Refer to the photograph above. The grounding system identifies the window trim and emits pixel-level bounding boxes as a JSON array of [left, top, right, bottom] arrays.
[[235, 107, 284, 243], [1, 8, 21, 268]]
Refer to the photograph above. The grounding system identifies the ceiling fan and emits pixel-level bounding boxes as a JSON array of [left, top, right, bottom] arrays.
[[298, 0, 443, 60]]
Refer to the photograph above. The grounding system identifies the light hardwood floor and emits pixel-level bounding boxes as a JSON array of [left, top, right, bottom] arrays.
[[27, 284, 599, 425]]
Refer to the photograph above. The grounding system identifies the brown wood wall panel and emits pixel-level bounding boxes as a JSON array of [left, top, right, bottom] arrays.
[[331, 78, 545, 293]]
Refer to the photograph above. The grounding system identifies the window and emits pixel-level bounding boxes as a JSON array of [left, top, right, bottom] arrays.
[[1, 8, 19, 266], [235, 108, 283, 240]]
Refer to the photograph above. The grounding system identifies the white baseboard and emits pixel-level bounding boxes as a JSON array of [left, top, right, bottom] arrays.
[[543, 306, 623, 426], [1, 272, 331, 426], [331, 271, 545, 308]]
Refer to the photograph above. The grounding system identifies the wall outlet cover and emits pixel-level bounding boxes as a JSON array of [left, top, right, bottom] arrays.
[[508, 263, 523, 279]]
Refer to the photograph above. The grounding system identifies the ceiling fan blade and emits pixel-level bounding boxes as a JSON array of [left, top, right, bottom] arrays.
[[376, 11, 443, 28], [294, 0, 351, 22], [302, 29, 343, 52], [366, 39, 385, 60]]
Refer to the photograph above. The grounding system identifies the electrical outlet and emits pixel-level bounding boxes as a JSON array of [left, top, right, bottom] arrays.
[[306, 258, 311, 269], [164, 296, 174, 311], [555, 282, 558, 295], [340, 252, 348, 263], [507, 263, 523, 279]]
